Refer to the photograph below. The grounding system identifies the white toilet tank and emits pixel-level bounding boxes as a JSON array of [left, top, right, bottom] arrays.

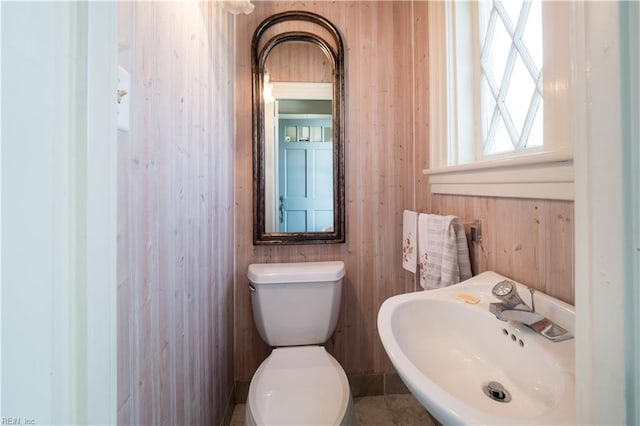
[[247, 261, 345, 347]]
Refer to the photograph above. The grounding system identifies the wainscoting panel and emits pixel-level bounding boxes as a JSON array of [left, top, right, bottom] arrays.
[[430, 195, 575, 304]]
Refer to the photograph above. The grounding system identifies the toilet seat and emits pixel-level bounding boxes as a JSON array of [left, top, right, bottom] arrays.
[[246, 346, 352, 425]]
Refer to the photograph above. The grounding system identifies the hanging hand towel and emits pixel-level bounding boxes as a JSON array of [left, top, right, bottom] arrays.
[[402, 210, 418, 273], [418, 214, 472, 290]]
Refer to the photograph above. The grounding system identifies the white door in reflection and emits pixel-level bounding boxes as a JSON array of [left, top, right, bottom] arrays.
[[278, 118, 333, 232]]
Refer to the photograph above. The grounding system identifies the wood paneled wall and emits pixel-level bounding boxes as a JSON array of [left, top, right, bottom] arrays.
[[235, 1, 430, 382], [235, 0, 574, 384], [266, 42, 333, 83], [430, 195, 574, 304], [117, 2, 235, 425]]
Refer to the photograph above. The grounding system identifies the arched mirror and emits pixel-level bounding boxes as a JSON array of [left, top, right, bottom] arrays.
[[252, 11, 345, 245]]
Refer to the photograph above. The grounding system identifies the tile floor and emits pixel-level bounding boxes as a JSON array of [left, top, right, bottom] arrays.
[[230, 393, 441, 425]]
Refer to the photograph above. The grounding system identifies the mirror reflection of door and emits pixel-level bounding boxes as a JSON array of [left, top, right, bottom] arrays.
[[264, 82, 333, 233], [278, 113, 333, 232], [262, 39, 336, 234]]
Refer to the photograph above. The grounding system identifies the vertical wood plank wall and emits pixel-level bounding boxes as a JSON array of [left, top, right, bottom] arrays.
[[235, 1, 427, 382], [235, 0, 575, 384], [117, 2, 235, 425], [430, 195, 575, 304], [266, 42, 333, 83]]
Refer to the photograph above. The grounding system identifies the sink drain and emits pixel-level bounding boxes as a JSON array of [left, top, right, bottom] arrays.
[[483, 381, 512, 403]]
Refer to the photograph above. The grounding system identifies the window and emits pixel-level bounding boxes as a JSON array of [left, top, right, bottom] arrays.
[[479, 0, 543, 156], [426, 1, 579, 200]]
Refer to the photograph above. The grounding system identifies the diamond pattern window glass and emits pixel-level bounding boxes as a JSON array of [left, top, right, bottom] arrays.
[[479, 0, 543, 156], [506, 54, 535, 136]]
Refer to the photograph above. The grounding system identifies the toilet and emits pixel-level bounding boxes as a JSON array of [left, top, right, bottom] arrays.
[[245, 261, 354, 426]]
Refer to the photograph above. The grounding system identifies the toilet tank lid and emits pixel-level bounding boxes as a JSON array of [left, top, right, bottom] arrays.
[[248, 261, 345, 284]]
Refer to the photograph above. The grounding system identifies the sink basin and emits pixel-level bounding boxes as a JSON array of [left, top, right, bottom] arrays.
[[377, 271, 575, 425]]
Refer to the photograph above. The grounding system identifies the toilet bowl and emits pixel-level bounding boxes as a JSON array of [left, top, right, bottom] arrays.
[[245, 346, 353, 425], [245, 261, 354, 425]]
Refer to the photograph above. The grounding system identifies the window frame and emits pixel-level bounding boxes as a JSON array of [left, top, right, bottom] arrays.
[[425, 1, 579, 201]]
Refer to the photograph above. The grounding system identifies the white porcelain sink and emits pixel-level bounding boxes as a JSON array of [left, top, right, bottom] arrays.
[[377, 271, 575, 425]]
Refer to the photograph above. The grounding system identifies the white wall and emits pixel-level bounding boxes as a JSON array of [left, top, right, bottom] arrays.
[[620, 2, 640, 423], [1, 2, 117, 424], [574, 1, 639, 424]]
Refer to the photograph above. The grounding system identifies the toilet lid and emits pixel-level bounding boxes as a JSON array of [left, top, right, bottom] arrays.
[[248, 346, 350, 425]]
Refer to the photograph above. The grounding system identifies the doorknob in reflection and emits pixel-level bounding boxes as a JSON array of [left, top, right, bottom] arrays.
[[279, 195, 284, 224]]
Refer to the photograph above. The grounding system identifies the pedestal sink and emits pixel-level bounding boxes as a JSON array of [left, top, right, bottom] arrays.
[[377, 271, 575, 425]]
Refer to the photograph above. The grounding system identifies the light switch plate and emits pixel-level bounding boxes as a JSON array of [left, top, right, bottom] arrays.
[[117, 66, 130, 131]]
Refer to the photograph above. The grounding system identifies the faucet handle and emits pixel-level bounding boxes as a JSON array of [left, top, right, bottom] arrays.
[[492, 280, 515, 298], [492, 280, 526, 309]]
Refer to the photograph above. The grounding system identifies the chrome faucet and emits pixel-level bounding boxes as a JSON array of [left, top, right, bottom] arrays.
[[489, 280, 573, 342]]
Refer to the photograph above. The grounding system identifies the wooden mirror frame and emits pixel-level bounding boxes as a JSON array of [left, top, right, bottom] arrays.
[[252, 11, 345, 245]]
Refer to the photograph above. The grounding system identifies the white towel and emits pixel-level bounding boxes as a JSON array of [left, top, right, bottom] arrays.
[[418, 214, 472, 290], [402, 210, 418, 273]]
